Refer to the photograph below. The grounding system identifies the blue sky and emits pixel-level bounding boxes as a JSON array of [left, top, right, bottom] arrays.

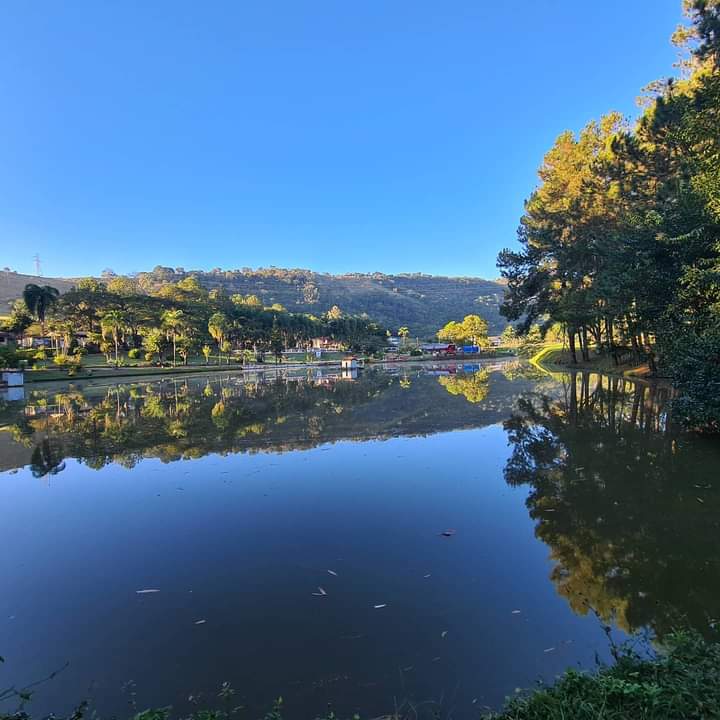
[[1, 1, 681, 279]]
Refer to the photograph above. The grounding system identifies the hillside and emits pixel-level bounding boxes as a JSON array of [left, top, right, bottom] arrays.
[[0, 270, 77, 316], [1, 266, 507, 337], [136, 267, 507, 336]]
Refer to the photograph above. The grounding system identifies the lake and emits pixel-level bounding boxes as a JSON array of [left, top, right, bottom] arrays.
[[1, 360, 718, 719]]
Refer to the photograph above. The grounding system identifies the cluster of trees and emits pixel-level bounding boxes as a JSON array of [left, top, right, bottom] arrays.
[[437, 314, 490, 346], [497, 1, 720, 428], [2, 275, 388, 366]]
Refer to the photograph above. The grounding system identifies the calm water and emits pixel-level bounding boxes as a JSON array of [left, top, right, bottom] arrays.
[[1, 361, 719, 719]]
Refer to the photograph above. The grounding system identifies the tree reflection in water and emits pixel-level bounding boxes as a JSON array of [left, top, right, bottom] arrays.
[[30, 437, 66, 479], [4, 365, 514, 474], [504, 372, 720, 640]]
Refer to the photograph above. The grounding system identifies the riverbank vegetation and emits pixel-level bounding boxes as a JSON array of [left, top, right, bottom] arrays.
[[497, 0, 720, 431], [487, 631, 720, 720]]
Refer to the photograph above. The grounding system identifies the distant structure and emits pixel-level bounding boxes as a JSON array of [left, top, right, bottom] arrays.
[[33, 253, 41, 276]]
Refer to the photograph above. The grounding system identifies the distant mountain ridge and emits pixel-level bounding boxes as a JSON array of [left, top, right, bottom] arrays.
[[1, 266, 507, 337]]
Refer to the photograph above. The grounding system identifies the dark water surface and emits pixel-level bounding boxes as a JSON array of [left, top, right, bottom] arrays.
[[1, 361, 719, 718]]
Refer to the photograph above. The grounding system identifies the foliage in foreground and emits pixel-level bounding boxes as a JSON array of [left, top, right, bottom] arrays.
[[486, 632, 720, 720], [2, 633, 719, 720]]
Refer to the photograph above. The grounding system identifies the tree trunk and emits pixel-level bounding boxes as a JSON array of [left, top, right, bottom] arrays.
[[605, 317, 618, 366], [581, 326, 590, 362], [568, 329, 577, 364], [647, 350, 658, 374]]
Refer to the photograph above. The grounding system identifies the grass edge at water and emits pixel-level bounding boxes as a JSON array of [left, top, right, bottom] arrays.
[[2, 631, 718, 720]]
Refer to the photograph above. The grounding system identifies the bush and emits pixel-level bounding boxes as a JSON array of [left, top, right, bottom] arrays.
[[0, 347, 22, 368], [486, 631, 720, 720], [128, 348, 141, 360], [661, 322, 720, 432], [52, 354, 81, 369]]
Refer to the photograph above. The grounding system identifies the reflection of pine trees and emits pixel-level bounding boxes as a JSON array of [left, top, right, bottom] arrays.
[[504, 373, 720, 640]]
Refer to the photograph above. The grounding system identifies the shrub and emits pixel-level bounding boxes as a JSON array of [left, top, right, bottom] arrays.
[[0, 347, 22, 368], [486, 631, 720, 720], [52, 354, 81, 369], [128, 348, 141, 360]]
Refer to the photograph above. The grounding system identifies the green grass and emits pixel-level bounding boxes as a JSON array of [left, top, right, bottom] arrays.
[[528, 343, 564, 366], [531, 346, 655, 378], [486, 631, 719, 720]]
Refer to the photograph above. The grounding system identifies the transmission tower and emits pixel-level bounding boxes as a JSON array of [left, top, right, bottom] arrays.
[[33, 253, 41, 276]]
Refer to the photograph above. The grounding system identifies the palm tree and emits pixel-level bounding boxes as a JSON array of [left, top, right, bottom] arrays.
[[398, 326, 410, 349], [30, 438, 66, 479], [208, 312, 229, 365], [23, 284, 59, 334], [100, 310, 127, 366], [161, 309, 186, 367]]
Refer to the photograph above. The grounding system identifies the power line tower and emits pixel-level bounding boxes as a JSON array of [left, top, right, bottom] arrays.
[[33, 253, 41, 276]]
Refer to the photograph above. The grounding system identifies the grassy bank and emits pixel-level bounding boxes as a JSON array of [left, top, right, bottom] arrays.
[[3, 633, 718, 720], [486, 631, 719, 720], [531, 345, 656, 379]]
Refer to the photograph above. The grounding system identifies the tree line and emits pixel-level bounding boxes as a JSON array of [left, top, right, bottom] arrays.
[[2, 275, 388, 366], [497, 0, 720, 429]]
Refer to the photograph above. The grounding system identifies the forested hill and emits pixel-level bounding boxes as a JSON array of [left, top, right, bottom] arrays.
[[1, 267, 506, 337]]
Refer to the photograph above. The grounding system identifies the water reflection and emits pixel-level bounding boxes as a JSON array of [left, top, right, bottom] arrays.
[[1, 363, 719, 719], [0, 362, 524, 473], [504, 372, 720, 640]]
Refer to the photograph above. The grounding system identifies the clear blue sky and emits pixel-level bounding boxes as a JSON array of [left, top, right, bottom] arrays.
[[0, 0, 681, 279]]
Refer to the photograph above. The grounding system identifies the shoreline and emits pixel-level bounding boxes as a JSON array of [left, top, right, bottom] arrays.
[[530, 345, 672, 385], [18, 351, 517, 385]]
